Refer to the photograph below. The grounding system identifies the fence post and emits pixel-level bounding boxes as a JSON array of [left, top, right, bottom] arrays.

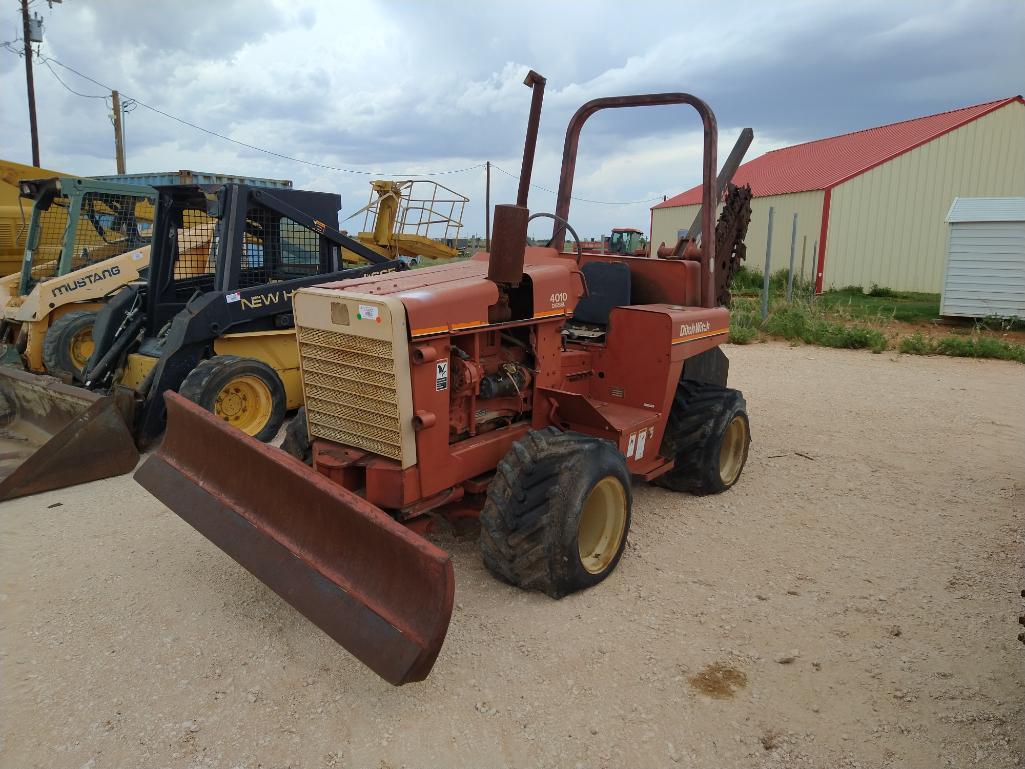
[[761, 207, 774, 321], [799, 235, 807, 290], [786, 213, 798, 301], [809, 239, 818, 295]]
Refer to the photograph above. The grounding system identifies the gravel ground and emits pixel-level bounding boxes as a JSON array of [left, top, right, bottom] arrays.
[[2, 342, 1023, 768]]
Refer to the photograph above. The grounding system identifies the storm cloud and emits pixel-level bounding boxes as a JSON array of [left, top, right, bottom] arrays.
[[2, 0, 1022, 238]]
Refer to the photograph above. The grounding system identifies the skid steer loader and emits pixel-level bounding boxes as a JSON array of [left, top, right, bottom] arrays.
[[0, 177, 159, 373], [0, 183, 402, 501], [136, 72, 755, 685], [2, 173, 292, 379]]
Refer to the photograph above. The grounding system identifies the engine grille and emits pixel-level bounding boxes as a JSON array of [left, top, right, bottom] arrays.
[[297, 326, 402, 460]]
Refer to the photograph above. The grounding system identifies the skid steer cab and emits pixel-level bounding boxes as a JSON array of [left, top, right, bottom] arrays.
[[0, 183, 404, 501], [136, 73, 755, 686]]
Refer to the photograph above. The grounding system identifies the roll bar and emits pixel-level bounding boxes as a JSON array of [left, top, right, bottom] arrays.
[[551, 94, 718, 308]]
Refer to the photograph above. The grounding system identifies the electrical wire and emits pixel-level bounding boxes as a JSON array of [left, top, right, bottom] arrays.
[[41, 57, 106, 98], [491, 164, 664, 205], [31, 54, 486, 177], [8, 49, 671, 204]]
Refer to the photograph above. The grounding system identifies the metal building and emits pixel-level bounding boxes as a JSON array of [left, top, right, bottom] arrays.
[[940, 197, 1025, 320], [651, 97, 1025, 293]]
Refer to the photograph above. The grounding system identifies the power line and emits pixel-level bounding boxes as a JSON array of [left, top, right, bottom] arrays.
[[41, 57, 106, 98], [491, 164, 664, 206], [7, 49, 671, 205], [33, 54, 486, 178]]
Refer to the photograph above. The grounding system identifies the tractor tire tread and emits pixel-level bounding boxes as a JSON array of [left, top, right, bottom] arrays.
[[42, 310, 98, 380], [656, 380, 750, 495], [480, 427, 631, 598], [178, 355, 287, 443]]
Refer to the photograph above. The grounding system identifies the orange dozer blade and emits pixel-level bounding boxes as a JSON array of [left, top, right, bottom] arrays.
[[134, 392, 455, 686], [0, 367, 139, 501]]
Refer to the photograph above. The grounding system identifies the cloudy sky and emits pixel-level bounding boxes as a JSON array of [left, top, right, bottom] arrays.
[[1, 0, 1023, 240]]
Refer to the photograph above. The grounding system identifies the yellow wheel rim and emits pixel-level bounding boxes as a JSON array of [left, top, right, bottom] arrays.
[[719, 414, 749, 487], [577, 476, 628, 575], [213, 375, 273, 436], [69, 326, 94, 370]]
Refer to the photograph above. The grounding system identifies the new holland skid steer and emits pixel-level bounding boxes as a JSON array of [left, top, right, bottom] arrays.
[[0, 183, 402, 501], [136, 72, 755, 686]]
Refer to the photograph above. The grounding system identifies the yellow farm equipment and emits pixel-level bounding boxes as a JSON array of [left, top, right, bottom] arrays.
[[344, 179, 468, 263]]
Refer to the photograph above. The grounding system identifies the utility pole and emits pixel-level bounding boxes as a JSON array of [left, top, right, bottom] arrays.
[[484, 161, 491, 250], [20, 0, 40, 167], [111, 90, 126, 174]]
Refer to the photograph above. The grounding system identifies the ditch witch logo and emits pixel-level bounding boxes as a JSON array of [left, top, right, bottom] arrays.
[[679, 320, 712, 337], [51, 266, 121, 297]]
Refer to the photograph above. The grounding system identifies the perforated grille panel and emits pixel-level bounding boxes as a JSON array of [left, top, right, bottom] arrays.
[[297, 325, 403, 461]]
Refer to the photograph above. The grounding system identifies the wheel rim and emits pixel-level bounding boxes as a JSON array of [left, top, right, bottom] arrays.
[[719, 414, 749, 487], [68, 326, 94, 371], [577, 476, 628, 575], [213, 375, 273, 435]]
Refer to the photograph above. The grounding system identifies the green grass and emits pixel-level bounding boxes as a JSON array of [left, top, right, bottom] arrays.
[[728, 297, 761, 344], [731, 270, 941, 324], [761, 302, 888, 353], [725, 295, 887, 352], [899, 332, 1025, 363], [815, 286, 940, 324]]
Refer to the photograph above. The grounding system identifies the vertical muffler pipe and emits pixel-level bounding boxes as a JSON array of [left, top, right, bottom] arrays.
[[488, 69, 546, 287], [516, 70, 547, 208]]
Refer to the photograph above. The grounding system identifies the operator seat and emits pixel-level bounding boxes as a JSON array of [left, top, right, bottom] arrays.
[[573, 261, 632, 326]]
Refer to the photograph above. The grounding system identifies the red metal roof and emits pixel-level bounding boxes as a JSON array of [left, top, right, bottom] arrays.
[[654, 96, 1024, 209]]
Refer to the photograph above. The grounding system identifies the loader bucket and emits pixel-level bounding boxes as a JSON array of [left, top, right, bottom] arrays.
[[134, 392, 455, 686], [0, 368, 139, 501]]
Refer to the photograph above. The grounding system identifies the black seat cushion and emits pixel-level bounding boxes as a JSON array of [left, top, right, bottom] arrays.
[[574, 261, 631, 326]]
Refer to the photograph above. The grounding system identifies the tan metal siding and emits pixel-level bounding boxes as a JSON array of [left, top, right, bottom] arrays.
[[651, 204, 698, 257], [824, 102, 1025, 292], [651, 190, 824, 280]]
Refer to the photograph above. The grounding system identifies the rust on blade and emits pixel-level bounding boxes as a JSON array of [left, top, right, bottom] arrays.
[[134, 391, 455, 686], [0, 367, 139, 501]]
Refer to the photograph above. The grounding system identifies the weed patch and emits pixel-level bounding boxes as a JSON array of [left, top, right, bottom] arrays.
[[900, 334, 1025, 363]]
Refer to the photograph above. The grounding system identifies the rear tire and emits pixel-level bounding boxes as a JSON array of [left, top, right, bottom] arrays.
[[479, 427, 632, 599], [43, 310, 98, 380], [656, 380, 750, 495], [179, 355, 286, 442]]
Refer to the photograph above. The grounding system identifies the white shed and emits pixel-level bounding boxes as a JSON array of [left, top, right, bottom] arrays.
[[940, 197, 1025, 320]]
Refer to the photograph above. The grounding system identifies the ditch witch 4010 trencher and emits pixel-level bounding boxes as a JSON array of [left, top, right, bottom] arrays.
[[135, 72, 755, 686]]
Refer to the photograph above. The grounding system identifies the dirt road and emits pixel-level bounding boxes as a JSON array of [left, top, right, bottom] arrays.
[[2, 343, 1022, 768]]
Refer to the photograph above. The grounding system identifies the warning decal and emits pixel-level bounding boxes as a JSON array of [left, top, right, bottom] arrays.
[[436, 360, 449, 391]]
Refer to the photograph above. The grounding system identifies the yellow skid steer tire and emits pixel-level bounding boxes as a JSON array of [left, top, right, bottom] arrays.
[[179, 355, 286, 442], [43, 310, 98, 381]]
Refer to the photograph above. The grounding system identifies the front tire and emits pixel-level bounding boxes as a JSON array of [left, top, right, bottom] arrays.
[[43, 310, 98, 380], [178, 355, 286, 442], [656, 381, 751, 494], [480, 427, 632, 598]]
